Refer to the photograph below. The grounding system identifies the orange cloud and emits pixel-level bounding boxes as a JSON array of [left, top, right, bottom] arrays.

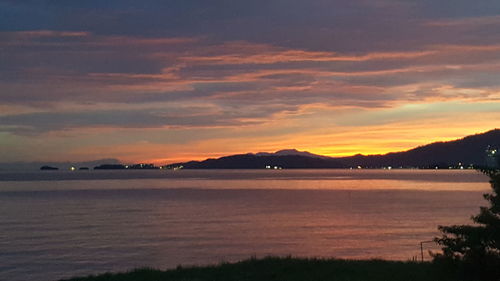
[[178, 43, 436, 65], [3, 31, 500, 163]]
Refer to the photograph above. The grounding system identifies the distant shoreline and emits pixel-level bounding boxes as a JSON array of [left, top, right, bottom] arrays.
[[0, 168, 487, 184]]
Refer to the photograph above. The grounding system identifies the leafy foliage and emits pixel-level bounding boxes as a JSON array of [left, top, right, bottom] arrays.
[[435, 166, 500, 280]]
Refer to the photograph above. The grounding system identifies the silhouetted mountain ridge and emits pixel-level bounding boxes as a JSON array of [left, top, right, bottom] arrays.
[[168, 129, 500, 169], [254, 149, 331, 159], [169, 154, 343, 169], [339, 129, 500, 168]]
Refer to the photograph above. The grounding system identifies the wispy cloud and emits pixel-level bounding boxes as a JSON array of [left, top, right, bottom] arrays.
[[2, 30, 500, 135], [425, 15, 500, 27]]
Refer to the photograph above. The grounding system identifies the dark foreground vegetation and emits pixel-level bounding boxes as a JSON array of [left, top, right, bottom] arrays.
[[60, 256, 459, 281], [434, 166, 500, 281]]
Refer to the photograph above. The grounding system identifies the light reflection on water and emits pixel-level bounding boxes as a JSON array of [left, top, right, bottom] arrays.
[[0, 170, 491, 281]]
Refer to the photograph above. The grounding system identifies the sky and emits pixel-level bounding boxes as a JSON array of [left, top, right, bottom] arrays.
[[1, 0, 500, 164]]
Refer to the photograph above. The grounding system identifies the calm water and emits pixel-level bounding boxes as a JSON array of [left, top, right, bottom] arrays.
[[0, 169, 491, 281]]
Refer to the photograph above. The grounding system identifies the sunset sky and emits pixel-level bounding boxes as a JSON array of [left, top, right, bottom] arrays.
[[1, 0, 500, 164]]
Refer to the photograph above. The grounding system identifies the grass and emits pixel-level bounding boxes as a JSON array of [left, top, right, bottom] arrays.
[[59, 256, 459, 281]]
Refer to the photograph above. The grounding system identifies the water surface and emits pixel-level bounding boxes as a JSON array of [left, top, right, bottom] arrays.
[[0, 170, 490, 281]]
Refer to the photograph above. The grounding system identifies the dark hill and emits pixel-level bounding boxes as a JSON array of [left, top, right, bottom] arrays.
[[167, 129, 500, 169], [339, 129, 500, 168], [167, 154, 344, 169]]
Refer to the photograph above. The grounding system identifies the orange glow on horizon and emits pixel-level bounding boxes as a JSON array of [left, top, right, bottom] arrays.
[[136, 124, 499, 165]]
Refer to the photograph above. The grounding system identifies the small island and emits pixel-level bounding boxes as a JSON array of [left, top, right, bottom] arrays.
[[40, 165, 59, 171]]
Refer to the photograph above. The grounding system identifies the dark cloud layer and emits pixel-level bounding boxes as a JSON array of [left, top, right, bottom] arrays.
[[1, 0, 500, 162], [3, 1, 500, 50], [0, 108, 260, 134]]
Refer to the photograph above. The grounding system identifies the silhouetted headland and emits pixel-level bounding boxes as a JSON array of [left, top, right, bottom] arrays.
[[166, 129, 500, 169]]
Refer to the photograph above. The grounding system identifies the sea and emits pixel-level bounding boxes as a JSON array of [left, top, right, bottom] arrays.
[[0, 169, 491, 281]]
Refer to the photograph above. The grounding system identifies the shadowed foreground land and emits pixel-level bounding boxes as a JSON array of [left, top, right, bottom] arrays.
[[60, 257, 458, 281]]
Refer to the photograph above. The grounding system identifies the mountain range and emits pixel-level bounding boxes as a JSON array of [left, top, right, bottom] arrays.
[[166, 129, 500, 169], [3, 129, 498, 171]]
